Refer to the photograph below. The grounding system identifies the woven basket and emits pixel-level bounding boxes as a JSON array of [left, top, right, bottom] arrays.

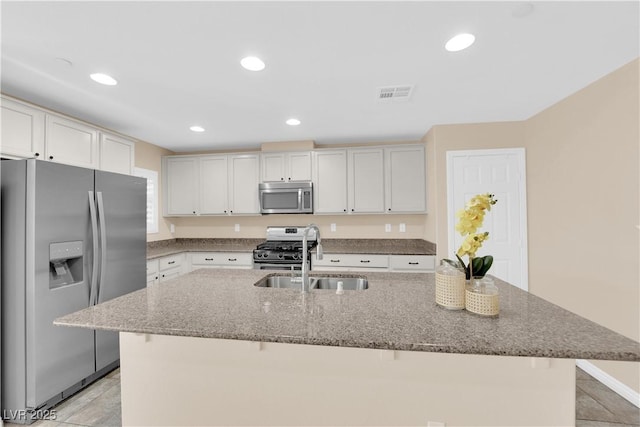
[[435, 272, 466, 310], [465, 290, 499, 317]]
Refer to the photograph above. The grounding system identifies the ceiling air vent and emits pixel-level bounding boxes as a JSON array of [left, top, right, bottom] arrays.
[[377, 85, 414, 101]]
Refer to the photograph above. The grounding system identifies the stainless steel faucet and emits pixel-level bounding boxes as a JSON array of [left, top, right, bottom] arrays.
[[301, 224, 323, 292]]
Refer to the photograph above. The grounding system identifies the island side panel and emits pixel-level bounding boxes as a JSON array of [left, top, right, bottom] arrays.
[[119, 332, 575, 426]]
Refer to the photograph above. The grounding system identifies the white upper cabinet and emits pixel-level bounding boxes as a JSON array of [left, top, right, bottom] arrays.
[[99, 132, 135, 175], [228, 154, 260, 215], [200, 155, 229, 215], [164, 156, 199, 216], [1, 97, 45, 159], [163, 153, 260, 217], [385, 145, 426, 213], [313, 150, 348, 214], [45, 114, 99, 169], [261, 151, 311, 182], [348, 148, 385, 213], [1, 95, 135, 174]]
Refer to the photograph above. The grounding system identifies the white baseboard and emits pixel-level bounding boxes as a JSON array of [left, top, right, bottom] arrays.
[[576, 359, 640, 408]]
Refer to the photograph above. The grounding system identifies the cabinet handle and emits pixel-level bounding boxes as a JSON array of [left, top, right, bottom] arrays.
[[192, 211, 196, 214], [388, 208, 391, 212], [205, 258, 214, 261], [408, 262, 419, 265], [343, 209, 347, 212], [162, 274, 166, 278], [224, 210, 227, 214], [228, 258, 237, 262], [155, 276, 158, 280], [360, 260, 370, 263], [351, 209, 354, 212], [34, 152, 40, 157], [288, 177, 291, 181], [280, 177, 284, 181], [167, 261, 175, 265], [330, 259, 340, 263], [49, 155, 54, 160], [230, 210, 233, 213]]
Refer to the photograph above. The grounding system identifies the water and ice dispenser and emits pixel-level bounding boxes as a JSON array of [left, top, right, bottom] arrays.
[[49, 241, 83, 289]]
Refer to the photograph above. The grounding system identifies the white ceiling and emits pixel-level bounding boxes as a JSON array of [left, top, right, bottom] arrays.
[[2, 1, 638, 152]]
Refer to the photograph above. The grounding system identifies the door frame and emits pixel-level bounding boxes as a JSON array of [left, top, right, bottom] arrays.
[[446, 148, 529, 291]]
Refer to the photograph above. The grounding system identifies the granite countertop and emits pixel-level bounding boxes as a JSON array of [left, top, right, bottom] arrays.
[[146, 238, 264, 259], [146, 238, 436, 259], [55, 269, 640, 361]]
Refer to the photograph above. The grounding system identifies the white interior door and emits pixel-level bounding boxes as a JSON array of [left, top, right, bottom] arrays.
[[447, 148, 528, 290]]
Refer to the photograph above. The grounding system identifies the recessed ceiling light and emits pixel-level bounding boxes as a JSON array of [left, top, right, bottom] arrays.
[[445, 33, 476, 52], [286, 118, 301, 126], [240, 56, 265, 71], [190, 126, 205, 132], [89, 73, 117, 86]]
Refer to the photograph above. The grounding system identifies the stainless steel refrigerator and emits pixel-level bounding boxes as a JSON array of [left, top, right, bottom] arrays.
[[1, 159, 146, 423]]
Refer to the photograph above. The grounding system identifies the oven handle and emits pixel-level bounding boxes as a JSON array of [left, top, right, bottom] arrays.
[[298, 189, 302, 208]]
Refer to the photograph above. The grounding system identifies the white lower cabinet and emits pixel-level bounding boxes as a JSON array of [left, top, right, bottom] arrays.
[[312, 253, 389, 272], [389, 255, 435, 272], [313, 253, 435, 272], [146, 260, 159, 286], [190, 252, 253, 269], [154, 253, 187, 283]]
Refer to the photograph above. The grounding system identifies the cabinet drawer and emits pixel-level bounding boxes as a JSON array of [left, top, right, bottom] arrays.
[[313, 253, 388, 269], [389, 255, 435, 272], [159, 254, 183, 271], [146, 260, 159, 275], [159, 267, 182, 282], [191, 252, 253, 267]]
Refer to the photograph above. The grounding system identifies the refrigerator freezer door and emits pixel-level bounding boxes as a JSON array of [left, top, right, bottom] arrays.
[[27, 160, 96, 408], [94, 170, 146, 371]]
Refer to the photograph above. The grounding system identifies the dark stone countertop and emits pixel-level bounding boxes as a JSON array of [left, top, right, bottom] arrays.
[[55, 269, 639, 361]]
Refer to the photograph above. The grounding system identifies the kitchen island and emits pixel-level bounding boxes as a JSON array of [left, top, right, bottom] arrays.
[[55, 269, 640, 426]]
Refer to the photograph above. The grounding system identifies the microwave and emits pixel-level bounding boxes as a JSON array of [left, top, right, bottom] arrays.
[[258, 181, 313, 214]]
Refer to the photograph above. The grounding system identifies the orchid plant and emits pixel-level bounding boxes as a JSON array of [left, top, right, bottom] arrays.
[[446, 193, 498, 279]]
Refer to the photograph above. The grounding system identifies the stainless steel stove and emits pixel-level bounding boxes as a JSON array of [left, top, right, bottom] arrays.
[[253, 226, 318, 271]]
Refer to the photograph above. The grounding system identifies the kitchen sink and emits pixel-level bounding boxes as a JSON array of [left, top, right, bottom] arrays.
[[312, 277, 368, 290], [254, 274, 368, 291]]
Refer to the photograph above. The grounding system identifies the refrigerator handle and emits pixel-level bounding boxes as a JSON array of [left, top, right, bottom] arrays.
[[96, 192, 108, 305], [88, 191, 99, 306]]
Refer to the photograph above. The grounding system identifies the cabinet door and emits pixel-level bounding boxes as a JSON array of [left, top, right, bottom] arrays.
[[1, 97, 45, 159], [313, 150, 347, 214], [385, 146, 426, 213], [200, 156, 229, 214], [100, 132, 135, 175], [45, 114, 99, 168], [348, 148, 384, 213], [261, 153, 286, 182], [287, 152, 312, 181], [228, 154, 260, 214], [164, 157, 199, 216]]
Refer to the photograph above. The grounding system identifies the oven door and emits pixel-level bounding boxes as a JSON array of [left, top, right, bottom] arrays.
[[253, 262, 308, 271]]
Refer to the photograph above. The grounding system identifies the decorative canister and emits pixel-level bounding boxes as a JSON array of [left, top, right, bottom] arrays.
[[465, 276, 499, 316], [435, 260, 466, 310]]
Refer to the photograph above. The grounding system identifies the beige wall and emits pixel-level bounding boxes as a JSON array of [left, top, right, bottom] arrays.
[[427, 59, 639, 393], [134, 140, 175, 242], [172, 213, 426, 239]]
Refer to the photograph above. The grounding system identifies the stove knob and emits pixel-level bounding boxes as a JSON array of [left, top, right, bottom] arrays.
[[277, 253, 284, 259], [293, 253, 300, 260]]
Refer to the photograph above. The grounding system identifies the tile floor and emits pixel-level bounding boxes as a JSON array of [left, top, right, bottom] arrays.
[[14, 367, 638, 426]]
